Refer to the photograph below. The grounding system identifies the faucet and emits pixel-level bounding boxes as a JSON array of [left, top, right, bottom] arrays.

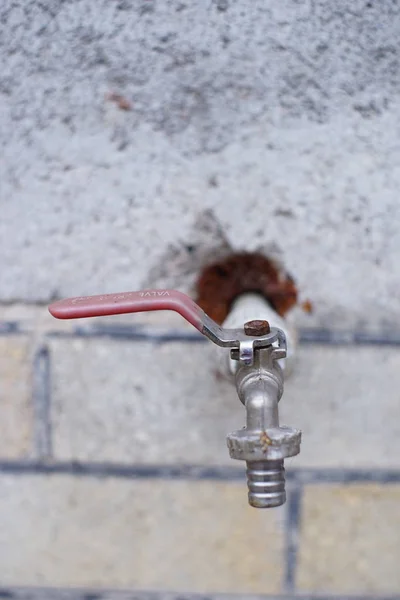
[[228, 320, 301, 507], [49, 289, 301, 508]]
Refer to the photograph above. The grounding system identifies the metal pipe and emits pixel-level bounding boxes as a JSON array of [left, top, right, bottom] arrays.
[[245, 383, 279, 431]]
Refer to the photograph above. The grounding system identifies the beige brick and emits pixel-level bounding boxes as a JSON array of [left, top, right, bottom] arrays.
[[51, 339, 400, 469], [297, 484, 400, 594], [50, 338, 244, 465], [0, 337, 32, 458], [0, 474, 284, 593], [281, 345, 400, 468]]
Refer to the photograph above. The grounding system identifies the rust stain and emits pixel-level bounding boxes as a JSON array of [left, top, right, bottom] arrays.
[[106, 92, 132, 111], [196, 252, 298, 324], [301, 299, 313, 314], [260, 431, 273, 452]]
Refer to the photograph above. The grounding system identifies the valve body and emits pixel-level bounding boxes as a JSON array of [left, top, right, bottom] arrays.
[[227, 346, 301, 508]]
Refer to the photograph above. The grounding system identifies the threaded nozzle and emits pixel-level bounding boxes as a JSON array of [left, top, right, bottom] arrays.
[[246, 459, 286, 508]]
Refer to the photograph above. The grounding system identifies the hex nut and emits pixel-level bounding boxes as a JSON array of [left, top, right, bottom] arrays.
[[227, 426, 301, 461]]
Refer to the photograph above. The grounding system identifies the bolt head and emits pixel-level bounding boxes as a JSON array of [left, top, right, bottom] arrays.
[[244, 319, 270, 336]]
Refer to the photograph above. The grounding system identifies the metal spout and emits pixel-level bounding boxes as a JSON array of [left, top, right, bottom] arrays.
[[227, 345, 301, 508]]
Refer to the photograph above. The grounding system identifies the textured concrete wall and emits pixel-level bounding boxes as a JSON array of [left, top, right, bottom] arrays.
[[2, 0, 400, 329], [1, 2, 400, 599]]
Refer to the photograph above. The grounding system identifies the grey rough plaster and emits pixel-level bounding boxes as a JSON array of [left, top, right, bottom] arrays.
[[1, 1, 400, 330]]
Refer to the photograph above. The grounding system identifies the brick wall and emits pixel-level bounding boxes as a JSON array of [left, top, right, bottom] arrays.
[[0, 306, 399, 599]]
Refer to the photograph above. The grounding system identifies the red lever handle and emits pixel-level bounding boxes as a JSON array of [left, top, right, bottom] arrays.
[[49, 289, 204, 332], [49, 288, 284, 361]]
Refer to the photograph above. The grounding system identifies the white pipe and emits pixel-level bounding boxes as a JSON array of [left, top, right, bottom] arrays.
[[216, 293, 297, 378]]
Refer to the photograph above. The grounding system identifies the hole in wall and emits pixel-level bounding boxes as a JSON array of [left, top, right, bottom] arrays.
[[195, 252, 299, 325], [144, 210, 313, 320]]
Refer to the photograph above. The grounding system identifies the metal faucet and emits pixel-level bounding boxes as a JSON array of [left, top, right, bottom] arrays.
[[227, 319, 301, 508], [49, 289, 301, 508]]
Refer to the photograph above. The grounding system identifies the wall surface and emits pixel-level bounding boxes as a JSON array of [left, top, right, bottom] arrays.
[[2, 0, 400, 329], [1, 1, 400, 599]]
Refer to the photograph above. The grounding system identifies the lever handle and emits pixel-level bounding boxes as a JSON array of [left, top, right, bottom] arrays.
[[49, 289, 286, 364], [49, 289, 204, 332]]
